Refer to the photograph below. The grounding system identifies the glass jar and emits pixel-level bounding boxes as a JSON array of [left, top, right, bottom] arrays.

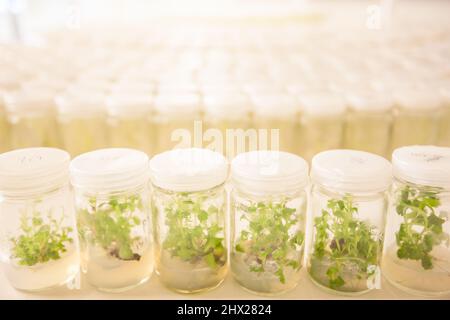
[[5, 90, 61, 149], [438, 89, 450, 147], [149, 148, 228, 293], [70, 148, 153, 292], [0, 96, 10, 152], [0, 148, 79, 291], [203, 92, 251, 159], [251, 94, 301, 155], [382, 145, 450, 296], [107, 94, 154, 155], [308, 149, 391, 295], [56, 93, 108, 157], [230, 151, 309, 295], [344, 91, 393, 158], [153, 94, 202, 154], [298, 91, 346, 162], [391, 89, 440, 152]]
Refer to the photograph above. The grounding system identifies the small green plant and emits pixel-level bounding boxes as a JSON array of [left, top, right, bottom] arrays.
[[10, 211, 73, 267], [234, 200, 304, 284], [77, 194, 144, 261], [162, 192, 226, 269], [395, 185, 448, 270], [311, 196, 380, 290]]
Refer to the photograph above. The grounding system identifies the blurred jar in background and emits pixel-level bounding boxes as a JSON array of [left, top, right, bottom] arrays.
[[0, 95, 10, 153], [438, 87, 450, 147], [391, 88, 441, 152], [344, 90, 393, 158], [5, 90, 61, 149], [153, 93, 202, 153], [203, 92, 251, 159], [251, 94, 301, 155], [298, 91, 346, 162], [56, 92, 108, 156], [107, 93, 154, 156]]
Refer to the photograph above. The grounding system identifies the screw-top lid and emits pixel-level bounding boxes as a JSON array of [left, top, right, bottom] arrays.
[[346, 90, 393, 112], [70, 148, 149, 193], [106, 93, 152, 117], [56, 91, 106, 117], [154, 93, 201, 117], [149, 148, 228, 192], [392, 145, 450, 188], [251, 94, 299, 118], [394, 87, 442, 111], [203, 93, 251, 120], [299, 91, 347, 116], [231, 150, 309, 196], [0, 148, 70, 197], [311, 149, 392, 193]]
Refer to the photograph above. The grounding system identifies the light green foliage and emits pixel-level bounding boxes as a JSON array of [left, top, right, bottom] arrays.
[[395, 186, 448, 270], [10, 211, 73, 266], [312, 196, 379, 290], [162, 192, 226, 269], [235, 199, 304, 284], [78, 194, 144, 261]]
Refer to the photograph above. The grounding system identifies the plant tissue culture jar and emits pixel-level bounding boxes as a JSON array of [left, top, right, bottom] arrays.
[[438, 88, 450, 147], [230, 150, 309, 295], [107, 94, 154, 155], [0, 97, 10, 152], [56, 93, 108, 156], [203, 92, 251, 159], [344, 91, 393, 158], [251, 94, 301, 155], [5, 90, 61, 149], [70, 148, 153, 292], [307, 149, 391, 295], [0, 148, 79, 291], [153, 94, 202, 154], [298, 91, 346, 162], [382, 145, 450, 296], [149, 148, 228, 293], [391, 89, 441, 152]]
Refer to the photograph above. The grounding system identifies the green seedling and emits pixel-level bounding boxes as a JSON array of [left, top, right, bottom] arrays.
[[78, 194, 144, 261], [162, 192, 226, 269], [312, 196, 380, 290], [11, 211, 73, 267], [395, 185, 448, 270], [235, 200, 304, 284]]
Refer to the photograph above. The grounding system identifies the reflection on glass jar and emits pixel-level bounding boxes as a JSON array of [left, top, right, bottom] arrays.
[[308, 149, 391, 295], [230, 151, 309, 295], [382, 146, 450, 297], [150, 148, 228, 293], [0, 98, 10, 152], [70, 148, 153, 292], [0, 148, 79, 291]]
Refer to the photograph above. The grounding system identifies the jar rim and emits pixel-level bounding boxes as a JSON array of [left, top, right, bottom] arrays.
[[311, 149, 392, 193], [70, 148, 149, 193], [0, 147, 70, 196]]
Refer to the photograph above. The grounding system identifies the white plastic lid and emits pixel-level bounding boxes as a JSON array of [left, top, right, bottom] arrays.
[[251, 94, 299, 118], [4, 90, 56, 114], [346, 90, 393, 112], [106, 94, 152, 117], [392, 145, 450, 188], [70, 148, 149, 193], [312, 149, 392, 193], [394, 88, 443, 111], [55, 92, 106, 117], [149, 148, 228, 192], [0, 148, 70, 197], [203, 93, 250, 119], [154, 94, 201, 116], [299, 91, 347, 116], [231, 151, 309, 196]]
